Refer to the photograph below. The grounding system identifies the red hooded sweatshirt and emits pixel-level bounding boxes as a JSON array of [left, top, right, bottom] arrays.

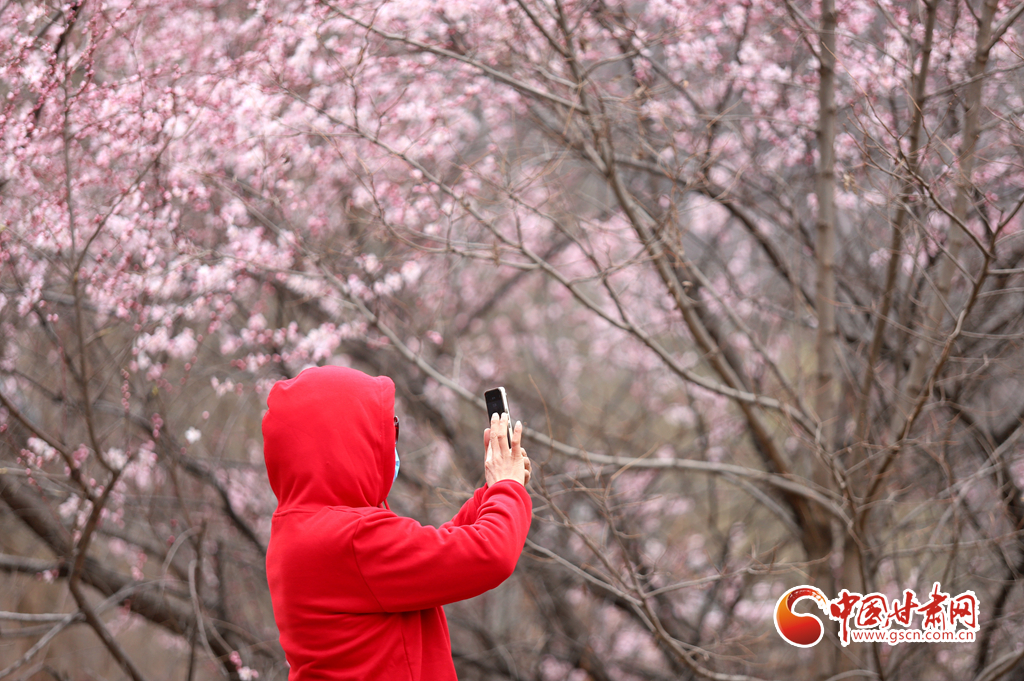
[[263, 366, 532, 680]]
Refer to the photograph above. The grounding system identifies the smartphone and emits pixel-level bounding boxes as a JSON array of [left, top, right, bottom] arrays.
[[483, 387, 513, 444]]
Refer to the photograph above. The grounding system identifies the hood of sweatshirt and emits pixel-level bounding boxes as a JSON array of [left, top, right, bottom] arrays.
[[263, 365, 396, 512]]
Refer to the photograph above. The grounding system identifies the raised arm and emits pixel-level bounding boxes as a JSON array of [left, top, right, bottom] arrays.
[[443, 413, 532, 530], [352, 480, 531, 612]]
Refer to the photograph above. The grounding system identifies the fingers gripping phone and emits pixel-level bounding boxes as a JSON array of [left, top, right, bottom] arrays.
[[483, 387, 513, 443]]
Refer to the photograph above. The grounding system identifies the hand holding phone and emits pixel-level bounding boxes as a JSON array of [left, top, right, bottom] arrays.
[[483, 387, 530, 487]]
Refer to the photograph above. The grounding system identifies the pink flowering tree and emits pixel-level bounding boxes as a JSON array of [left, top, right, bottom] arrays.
[[2, 0, 1023, 679]]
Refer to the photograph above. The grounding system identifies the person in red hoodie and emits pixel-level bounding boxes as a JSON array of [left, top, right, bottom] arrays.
[[263, 365, 532, 680]]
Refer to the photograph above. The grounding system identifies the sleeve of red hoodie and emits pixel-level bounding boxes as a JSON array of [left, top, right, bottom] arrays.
[[351, 480, 531, 613]]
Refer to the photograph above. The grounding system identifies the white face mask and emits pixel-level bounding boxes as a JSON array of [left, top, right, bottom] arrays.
[[394, 447, 400, 481]]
